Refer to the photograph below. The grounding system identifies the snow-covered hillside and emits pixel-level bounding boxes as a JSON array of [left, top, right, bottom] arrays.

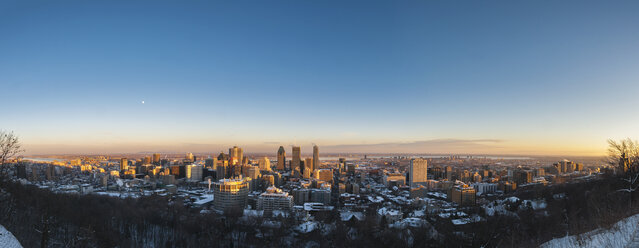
[[540, 213, 639, 248], [0, 224, 22, 248]]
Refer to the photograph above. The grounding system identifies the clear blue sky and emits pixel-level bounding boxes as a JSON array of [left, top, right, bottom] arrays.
[[1, 0, 639, 155]]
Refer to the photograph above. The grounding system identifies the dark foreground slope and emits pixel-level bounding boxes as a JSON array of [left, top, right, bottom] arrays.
[[0, 174, 637, 248]]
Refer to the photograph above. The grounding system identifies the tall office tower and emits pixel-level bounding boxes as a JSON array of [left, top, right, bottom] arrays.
[[152, 153, 161, 165], [313, 145, 320, 170], [246, 166, 261, 180], [229, 146, 243, 165], [559, 159, 568, 173], [143, 156, 151, 164], [217, 152, 229, 162], [242, 156, 249, 166], [186, 153, 194, 162], [120, 158, 128, 171], [567, 161, 576, 173], [232, 165, 242, 178], [277, 146, 286, 170], [212, 178, 250, 213], [409, 158, 428, 187], [292, 146, 301, 172], [186, 164, 203, 181], [205, 157, 217, 170], [338, 158, 346, 173], [305, 157, 314, 173], [216, 160, 228, 180], [239, 148, 244, 164], [303, 166, 311, 179], [259, 157, 271, 171]]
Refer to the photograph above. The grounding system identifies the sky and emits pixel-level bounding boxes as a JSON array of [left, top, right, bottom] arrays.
[[1, 0, 639, 156]]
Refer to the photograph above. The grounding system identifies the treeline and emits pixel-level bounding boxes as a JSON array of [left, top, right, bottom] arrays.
[[0, 181, 247, 247], [434, 173, 639, 247]]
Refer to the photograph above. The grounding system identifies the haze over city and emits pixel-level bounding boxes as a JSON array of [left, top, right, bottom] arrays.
[[2, 1, 639, 156]]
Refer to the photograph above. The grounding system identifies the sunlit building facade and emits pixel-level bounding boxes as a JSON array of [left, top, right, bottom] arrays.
[[212, 178, 250, 212], [277, 146, 286, 170], [292, 146, 301, 172], [257, 186, 293, 213], [120, 158, 128, 171], [313, 145, 320, 171], [259, 157, 271, 171], [409, 158, 428, 187]]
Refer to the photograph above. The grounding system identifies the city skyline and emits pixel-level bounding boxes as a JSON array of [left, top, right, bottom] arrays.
[[3, 1, 639, 156], [18, 140, 604, 157]]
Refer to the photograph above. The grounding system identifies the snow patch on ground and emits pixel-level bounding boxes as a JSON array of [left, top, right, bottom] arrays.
[[521, 199, 547, 210], [483, 197, 547, 216], [540, 213, 639, 248], [296, 221, 319, 234], [0, 224, 22, 248]]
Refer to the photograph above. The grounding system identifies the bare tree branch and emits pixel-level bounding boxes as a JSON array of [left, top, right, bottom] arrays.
[[0, 130, 25, 179], [607, 138, 639, 211]]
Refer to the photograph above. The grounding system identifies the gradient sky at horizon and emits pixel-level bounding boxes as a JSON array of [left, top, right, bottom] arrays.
[[2, 0, 639, 156]]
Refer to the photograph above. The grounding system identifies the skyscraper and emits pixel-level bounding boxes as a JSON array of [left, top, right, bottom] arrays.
[[205, 157, 218, 170], [338, 158, 346, 173], [259, 157, 271, 171], [120, 158, 128, 171], [313, 145, 320, 171], [277, 146, 286, 170], [216, 160, 228, 180], [409, 158, 428, 187], [186, 164, 203, 181], [152, 153, 161, 165], [185, 153, 194, 162], [246, 166, 261, 180], [305, 157, 314, 175], [229, 146, 243, 166], [217, 152, 229, 162], [292, 146, 301, 172]]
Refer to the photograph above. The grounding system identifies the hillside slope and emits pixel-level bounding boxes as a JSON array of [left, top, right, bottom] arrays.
[[540, 213, 639, 248], [0, 224, 22, 248]]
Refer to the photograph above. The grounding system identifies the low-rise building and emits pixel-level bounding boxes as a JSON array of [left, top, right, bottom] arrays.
[[449, 184, 476, 207], [257, 186, 293, 214]]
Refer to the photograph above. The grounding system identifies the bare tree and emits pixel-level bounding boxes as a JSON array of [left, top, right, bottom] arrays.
[[608, 138, 639, 211], [618, 173, 639, 209], [606, 138, 639, 170], [0, 130, 24, 179]]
